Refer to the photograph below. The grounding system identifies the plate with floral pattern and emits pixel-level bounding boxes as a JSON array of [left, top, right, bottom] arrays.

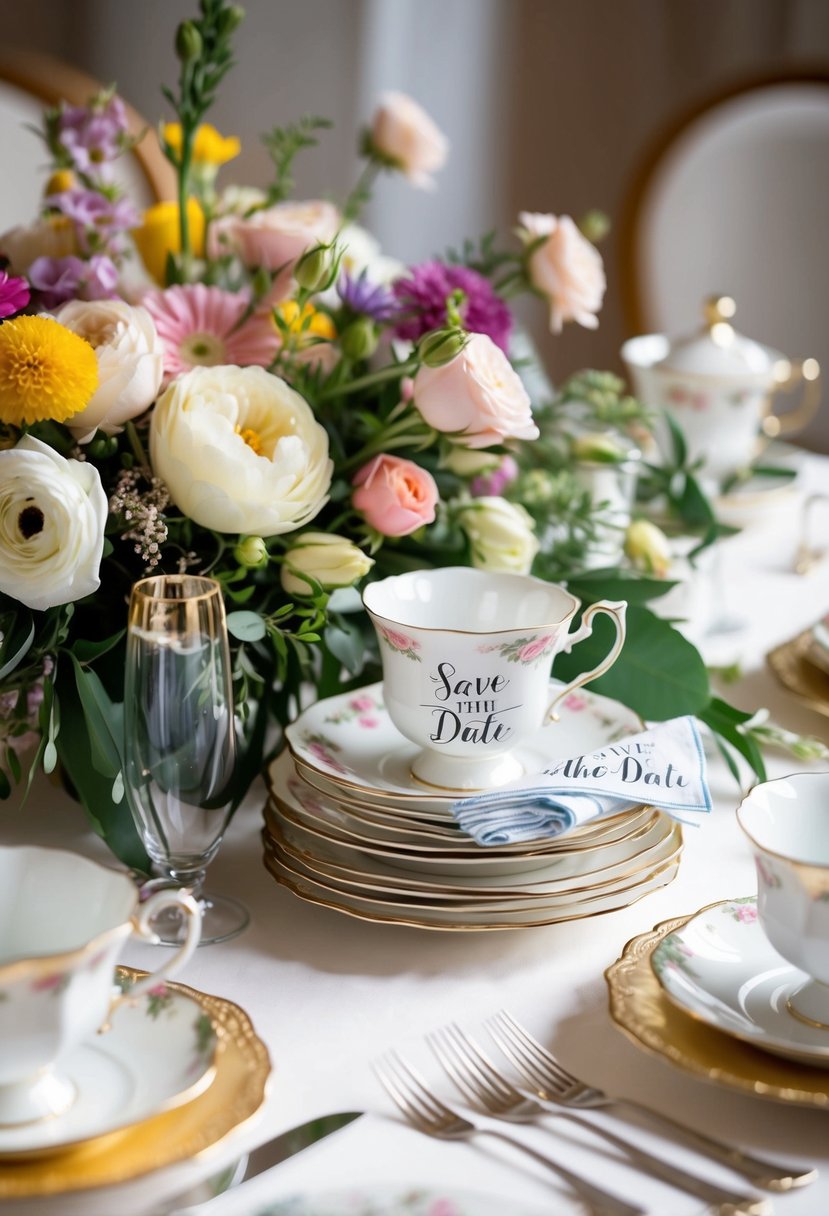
[[0, 976, 218, 1157], [284, 681, 643, 806], [260, 1186, 547, 1216], [651, 897, 829, 1066]]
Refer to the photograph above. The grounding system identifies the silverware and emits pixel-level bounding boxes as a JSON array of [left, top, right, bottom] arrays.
[[487, 1010, 817, 1193], [163, 1111, 362, 1214], [428, 1022, 769, 1216], [374, 1050, 645, 1216]]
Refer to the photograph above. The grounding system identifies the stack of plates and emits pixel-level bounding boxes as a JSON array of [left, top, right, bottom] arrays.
[[768, 613, 829, 720], [263, 682, 682, 931]]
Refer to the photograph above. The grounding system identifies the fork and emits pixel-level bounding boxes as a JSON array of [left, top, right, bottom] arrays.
[[373, 1050, 646, 1216], [427, 1023, 770, 1216], [486, 1010, 817, 1193]]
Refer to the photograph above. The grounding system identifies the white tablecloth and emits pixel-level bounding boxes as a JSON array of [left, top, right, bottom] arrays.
[[3, 454, 829, 1216]]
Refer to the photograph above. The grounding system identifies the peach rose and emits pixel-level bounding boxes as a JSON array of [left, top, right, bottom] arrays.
[[352, 454, 438, 536], [370, 93, 448, 189], [412, 332, 539, 449], [209, 200, 340, 299], [518, 212, 605, 333]]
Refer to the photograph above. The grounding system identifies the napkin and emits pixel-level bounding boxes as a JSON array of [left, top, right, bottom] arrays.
[[451, 715, 711, 847]]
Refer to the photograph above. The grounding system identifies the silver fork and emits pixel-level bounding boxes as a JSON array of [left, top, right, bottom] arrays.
[[373, 1050, 646, 1216], [427, 1023, 770, 1216], [487, 1009, 817, 1193]]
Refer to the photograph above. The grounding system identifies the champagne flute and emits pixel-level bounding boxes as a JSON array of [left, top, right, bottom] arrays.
[[124, 574, 249, 945]]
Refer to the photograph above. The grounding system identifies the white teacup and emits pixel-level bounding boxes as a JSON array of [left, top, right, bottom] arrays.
[[737, 773, 829, 1029], [362, 567, 627, 791], [0, 845, 201, 1126]]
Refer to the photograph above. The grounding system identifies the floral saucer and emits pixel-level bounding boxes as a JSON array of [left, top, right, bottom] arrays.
[[262, 1185, 548, 1215], [651, 897, 829, 1066], [0, 978, 218, 1157], [284, 681, 642, 804]]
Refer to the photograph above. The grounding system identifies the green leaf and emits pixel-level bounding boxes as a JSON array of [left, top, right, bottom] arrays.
[[324, 619, 366, 675], [664, 410, 687, 467], [70, 654, 124, 779], [698, 696, 767, 783], [226, 610, 267, 642], [71, 630, 125, 664], [567, 570, 677, 605], [0, 613, 35, 681], [553, 605, 710, 720], [676, 473, 716, 528]]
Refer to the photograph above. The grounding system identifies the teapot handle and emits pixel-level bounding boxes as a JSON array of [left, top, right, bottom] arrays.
[[763, 357, 821, 439]]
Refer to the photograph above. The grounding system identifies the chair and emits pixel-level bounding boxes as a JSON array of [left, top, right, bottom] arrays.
[[620, 69, 829, 452], [0, 48, 175, 234]]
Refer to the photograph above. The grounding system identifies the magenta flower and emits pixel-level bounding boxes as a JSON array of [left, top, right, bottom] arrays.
[[57, 95, 129, 177], [142, 284, 280, 384], [0, 269, 30, 318], [470, 454, 520, 497], [28, 254, 118, 308], [393, 260, 512, 352]]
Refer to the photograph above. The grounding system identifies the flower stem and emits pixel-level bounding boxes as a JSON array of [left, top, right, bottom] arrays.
[[125, 420, 149, 469], [342, 159, 381, 224], [318, 356, 418, 401]]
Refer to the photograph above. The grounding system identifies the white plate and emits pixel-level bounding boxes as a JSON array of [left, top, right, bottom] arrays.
[[284, 681, 643, 806], [262, 1185, 548, 1216], [713, 442, 802, 527], [0, 981, 218, 1156], [651, 897, 829, 1066]]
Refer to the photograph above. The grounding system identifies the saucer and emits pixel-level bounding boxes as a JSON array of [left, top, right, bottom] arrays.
[[284, 681, 643, 803], [0, 976, 218, 1157], [651, 897, 829, 1066], [263, 1184, 548, 1215], [767, 630, 829, 721]]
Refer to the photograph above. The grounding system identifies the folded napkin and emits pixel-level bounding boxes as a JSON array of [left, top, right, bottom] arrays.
[[452, 715, 711, 847]]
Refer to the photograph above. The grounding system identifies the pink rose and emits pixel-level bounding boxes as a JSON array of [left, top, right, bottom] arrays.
[[518, 211, 605, 333], [412, 333, 539, 449], [349, 695, 375, 711], [352, 454, 438, 536], [517, 633, 556, 663], [382, 627, 418, 651], [370, 92, 448, 189], [208, 200, 340, 297]]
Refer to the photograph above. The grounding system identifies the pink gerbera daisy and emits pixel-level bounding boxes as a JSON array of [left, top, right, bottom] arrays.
[[143, 283, 279, 383]]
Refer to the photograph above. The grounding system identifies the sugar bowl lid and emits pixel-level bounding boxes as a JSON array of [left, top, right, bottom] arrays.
[[657, 296, 785, 379]]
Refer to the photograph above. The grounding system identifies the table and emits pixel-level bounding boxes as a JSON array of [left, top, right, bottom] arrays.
[[3, 453, 829, 1216]]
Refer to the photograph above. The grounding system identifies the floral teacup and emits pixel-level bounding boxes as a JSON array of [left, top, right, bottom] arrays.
[[0, 845, 201, 1126], [362, 567, 626, 791], [737, 773, 829, 1029]]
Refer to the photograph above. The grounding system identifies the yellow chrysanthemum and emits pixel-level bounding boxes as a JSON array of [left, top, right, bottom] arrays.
[[274, 300, 336, 341], [0, 316, 99, 426], [163, 122, 241, 167], [131, 198, 205, 285]]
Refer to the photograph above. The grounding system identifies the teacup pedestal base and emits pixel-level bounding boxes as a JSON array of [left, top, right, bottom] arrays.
[[786, 979, 829, 1031], [0, 1069, 75, 1127], [409, 748, 524, 793]]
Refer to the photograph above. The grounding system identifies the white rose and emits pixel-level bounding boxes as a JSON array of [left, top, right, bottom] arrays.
[[281, 532, 374, 596], [370, 92, 448, 189], [53, 300, 164, 442], [0, 436, 107, 611], [518, 211, 605, 333], [456, 496, 540, 575], [150, 365, 333, 537]]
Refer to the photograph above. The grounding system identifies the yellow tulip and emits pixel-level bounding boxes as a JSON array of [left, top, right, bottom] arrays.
[[131, 198, 205, 284], [163, 122, 241, 167]]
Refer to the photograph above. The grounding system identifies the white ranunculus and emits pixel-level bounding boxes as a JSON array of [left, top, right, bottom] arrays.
[[54, 300, 164, 442], [281, 531, 374, 596], [0, 436, 107, 611], [456, 496, 540, 575], [150, 365, 333, 536]]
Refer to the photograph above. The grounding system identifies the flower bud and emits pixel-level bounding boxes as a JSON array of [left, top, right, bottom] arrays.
[[294, 244, 334, 293], [44, 169, 76, 196], [85, 432, 119, 460], [217, 5, 245, 37], [175, 20, 203, 62], [417, 326, 467, 368], [571, 433, 628, 464], [578, 209, 611, 244], [234, 535, 268, 569], [624, 519, 671, 577], [339, 316, 378, 361], [280, 532, 374, 596], [456, 497, 539, 575]]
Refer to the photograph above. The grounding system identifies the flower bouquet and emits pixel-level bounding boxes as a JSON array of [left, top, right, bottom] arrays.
[[0, 0, 775, 869]]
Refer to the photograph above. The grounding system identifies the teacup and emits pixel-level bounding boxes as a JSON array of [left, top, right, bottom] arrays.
[[737, 773, 829, 1029], [0, 844, 201, 1126], [362, 567, 626, 791]]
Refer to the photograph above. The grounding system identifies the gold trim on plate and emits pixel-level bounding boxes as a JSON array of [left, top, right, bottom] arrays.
[[605, 910, 829, 1108], [767, 630, 829, 721]]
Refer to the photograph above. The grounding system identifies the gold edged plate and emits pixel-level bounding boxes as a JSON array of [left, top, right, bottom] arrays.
[[767, 630, 829, 721], [0, 967, 271, 1199], [605, 912, 829, 1109]]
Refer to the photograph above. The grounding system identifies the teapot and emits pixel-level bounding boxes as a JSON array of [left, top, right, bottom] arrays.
[[620, 296, 820, 486]]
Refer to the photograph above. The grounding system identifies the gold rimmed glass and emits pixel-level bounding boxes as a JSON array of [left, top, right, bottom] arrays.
[[124, 575, 248, 945]]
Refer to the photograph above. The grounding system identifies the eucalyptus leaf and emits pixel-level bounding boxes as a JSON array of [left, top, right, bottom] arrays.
[[327, 586, 364, 613], [325, 619, 366, 674], [71, 630, 125, 664], [226, 610, 267, 642], [69, 655, 124, 778]]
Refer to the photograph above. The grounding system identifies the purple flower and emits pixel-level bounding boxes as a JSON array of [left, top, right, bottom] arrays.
[[470, 454, 520, 497], [393, 260, 513, 352], [28, 254, 118, 308], [0, 269, 30, 318], [45, 189, 139, 257], [337, 271, 395, 322], [57, 95, 129, 177]]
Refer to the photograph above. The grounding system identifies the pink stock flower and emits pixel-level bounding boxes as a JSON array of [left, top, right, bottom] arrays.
[[352, 453, 438, 536], [143, 283, 279, 383], [0, 269, 30, 318]]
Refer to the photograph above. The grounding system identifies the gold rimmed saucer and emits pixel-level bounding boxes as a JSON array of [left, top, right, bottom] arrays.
[[0, 967, 271, 1199], [767, 630, 829, 720], [606, 913, 829, 1108]]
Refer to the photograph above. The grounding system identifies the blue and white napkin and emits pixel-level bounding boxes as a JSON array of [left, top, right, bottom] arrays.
[[452, 715, 711, 847]]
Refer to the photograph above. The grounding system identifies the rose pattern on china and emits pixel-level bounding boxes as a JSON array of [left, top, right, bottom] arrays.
[[378, 627, 421, 662], [477, 633, 558, 666]]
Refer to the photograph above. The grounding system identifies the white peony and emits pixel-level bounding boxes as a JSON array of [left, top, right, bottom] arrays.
[[0, 436, 107, 611], [54, 300, 164, 442], [150, 365, 333, 536], [456, 496, 540, 575]]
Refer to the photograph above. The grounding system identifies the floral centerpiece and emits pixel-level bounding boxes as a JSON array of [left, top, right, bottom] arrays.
[[0, 0, 786, 868]]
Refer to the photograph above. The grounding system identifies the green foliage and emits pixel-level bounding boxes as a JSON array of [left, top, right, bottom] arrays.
[[261, 116, 333, 206]]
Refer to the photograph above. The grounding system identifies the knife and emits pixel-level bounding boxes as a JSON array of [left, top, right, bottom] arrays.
[[164, 1111, 362, 1214]]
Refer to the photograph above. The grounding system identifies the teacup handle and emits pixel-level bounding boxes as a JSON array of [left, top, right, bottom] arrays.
[[762, 356, 821, 439], [110, 888, 202, 1014], [545, 599, 627, 723]]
